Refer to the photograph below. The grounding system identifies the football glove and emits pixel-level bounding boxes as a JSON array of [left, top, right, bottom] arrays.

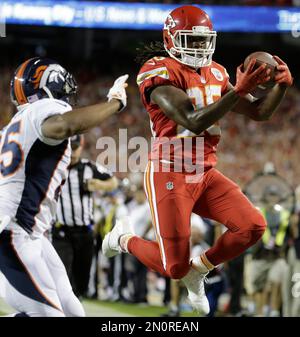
[[234, 59, 271, 97], [273, 55, 293, 87], [107, 74, 129, 111]]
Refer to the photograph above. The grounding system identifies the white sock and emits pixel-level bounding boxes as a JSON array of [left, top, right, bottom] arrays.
[[191, 255, 214, 274], [119, 234, 134, 253]]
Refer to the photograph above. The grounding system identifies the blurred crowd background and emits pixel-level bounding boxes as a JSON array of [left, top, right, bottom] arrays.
[[1, 67, 300, 188], [1, 0, 300, 317]]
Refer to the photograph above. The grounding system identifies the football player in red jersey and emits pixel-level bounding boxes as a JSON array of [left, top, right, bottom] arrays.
[[103, 5, 293, 314]]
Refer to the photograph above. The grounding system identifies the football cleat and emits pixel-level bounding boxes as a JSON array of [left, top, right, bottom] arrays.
[[102, 217, 134, 258], [10, 57, 77, 106], [181, 268, 210, 315]]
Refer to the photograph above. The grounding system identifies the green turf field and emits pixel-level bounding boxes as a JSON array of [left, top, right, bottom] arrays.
[[0, 298, 199, 317]]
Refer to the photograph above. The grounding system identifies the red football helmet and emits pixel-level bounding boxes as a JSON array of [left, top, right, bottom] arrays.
[[163, 5, 217, 68]]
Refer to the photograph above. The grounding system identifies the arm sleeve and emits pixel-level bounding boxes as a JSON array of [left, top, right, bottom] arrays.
[[29, 99, 72, 146], [137, 60, 178, 104]]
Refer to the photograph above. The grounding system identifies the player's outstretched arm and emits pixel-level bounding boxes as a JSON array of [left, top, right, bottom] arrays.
[[41, 75, 128, 140], [150, 60, 269, 134], [151, 85, 240, 134], [232, 56, 293, 121], [42, 99, 121, 140]]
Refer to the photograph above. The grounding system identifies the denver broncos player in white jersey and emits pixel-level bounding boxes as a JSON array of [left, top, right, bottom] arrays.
[[0, 57, 128, 316]]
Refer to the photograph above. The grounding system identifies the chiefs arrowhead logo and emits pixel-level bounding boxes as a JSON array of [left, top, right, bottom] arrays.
[[164, 15, 176, 30]]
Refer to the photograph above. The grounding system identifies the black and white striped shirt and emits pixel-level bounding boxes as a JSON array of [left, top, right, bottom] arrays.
[[56, 159, 112, 227]]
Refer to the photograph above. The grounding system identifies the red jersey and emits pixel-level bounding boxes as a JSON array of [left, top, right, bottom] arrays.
[[137, 56, 229, 171]]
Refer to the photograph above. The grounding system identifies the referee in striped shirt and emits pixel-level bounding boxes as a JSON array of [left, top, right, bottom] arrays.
[[52, 135, 118, 298]]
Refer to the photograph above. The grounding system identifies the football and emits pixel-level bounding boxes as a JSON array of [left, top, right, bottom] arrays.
[[243, 51, 278, 99]]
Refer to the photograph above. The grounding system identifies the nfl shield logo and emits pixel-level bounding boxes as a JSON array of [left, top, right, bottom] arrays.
[[166, 182, 174, 190]]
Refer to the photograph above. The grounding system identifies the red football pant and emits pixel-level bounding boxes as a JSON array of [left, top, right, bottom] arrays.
[[128, 161, 266, 279]]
